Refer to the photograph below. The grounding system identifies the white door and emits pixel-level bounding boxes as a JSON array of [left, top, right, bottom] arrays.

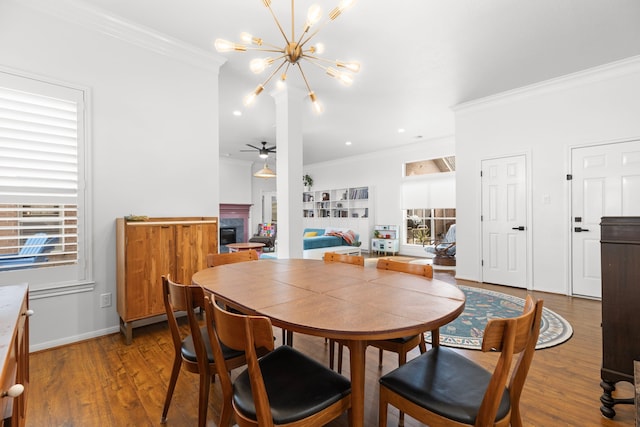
[[571, 140, 640, 298], [481, 155, 528, 288]]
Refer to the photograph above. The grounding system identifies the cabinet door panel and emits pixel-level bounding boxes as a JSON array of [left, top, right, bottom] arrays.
[[125, 225, 174, 319], [175, 223, 218, 285]]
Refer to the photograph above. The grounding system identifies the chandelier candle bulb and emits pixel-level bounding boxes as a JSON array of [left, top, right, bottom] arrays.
[[243, 84, 264, 106], [250, 57, 274, 74], [240, 32, 263, 46], [306, 4, 322, 28], [214, 39, 246, 52]]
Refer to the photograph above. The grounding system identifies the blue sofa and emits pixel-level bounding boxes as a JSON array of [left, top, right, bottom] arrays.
[[303, 228, 358, 250]]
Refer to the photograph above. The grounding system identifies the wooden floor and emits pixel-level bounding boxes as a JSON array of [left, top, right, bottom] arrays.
[[26, 271, 636, 426]]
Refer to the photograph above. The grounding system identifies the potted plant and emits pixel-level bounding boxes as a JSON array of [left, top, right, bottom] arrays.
[[303, 174, 313, 192]]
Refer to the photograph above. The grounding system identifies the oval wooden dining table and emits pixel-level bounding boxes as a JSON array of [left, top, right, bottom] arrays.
[[192, 258, 465, 427]]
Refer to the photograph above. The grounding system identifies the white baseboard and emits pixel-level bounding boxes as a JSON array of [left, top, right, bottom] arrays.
[[30, 325, 120, 353]]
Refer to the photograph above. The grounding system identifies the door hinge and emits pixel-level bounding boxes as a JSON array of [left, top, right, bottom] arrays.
[[481, 259, 484, 266], [480, 170, 483, 177], [566, 174, 573, 180]]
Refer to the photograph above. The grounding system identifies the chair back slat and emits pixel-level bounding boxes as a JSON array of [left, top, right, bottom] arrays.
[[208, 300, 276, 426], [475, 295, 542, 426], [211, 299, 274, 353], [480, 295, 537, 353], [323, 252, 364, 266], [376, 258, 433, 278], [162, 275, 210, 375], [507, 297, 544, 423], [206, 250, 259, 267]]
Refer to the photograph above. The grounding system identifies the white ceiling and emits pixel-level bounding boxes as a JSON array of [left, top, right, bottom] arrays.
[[77, 0, 640, 165]]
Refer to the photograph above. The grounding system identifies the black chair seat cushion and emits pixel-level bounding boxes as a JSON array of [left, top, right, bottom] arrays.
[[383, 335, 418, 344], [379, 347, 510, 425], [233, 345, 351, 424], [181, 326, 244, 363]]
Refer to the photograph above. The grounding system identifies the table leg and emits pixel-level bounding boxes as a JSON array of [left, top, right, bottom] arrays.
[[347, 340, 366, 427]]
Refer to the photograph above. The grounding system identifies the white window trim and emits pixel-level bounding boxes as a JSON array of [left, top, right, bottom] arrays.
[[0, 66, 93, 292]]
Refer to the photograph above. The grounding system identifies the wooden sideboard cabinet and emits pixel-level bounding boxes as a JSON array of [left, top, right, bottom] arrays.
[[600, 216, 640, 418], [1, 283, 29, 427], [116, 217, 218, 344]]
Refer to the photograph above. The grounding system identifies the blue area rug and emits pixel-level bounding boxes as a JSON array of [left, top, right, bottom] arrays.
[[425, 285, 573, 350]]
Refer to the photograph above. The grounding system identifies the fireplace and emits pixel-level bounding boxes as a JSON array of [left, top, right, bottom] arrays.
[[219, 204, 252, 253], [220, 227, 237, 246]]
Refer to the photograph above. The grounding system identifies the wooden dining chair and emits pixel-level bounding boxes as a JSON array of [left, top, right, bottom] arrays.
[[328, 258, 433, 375], [204, 295, 352, 427], [323, 252, 365, 371], [379, 295, 544, 427], [206, 249, 259, 267], [206, 250, 295, 347], [160, 275, 247, 427], [322, 251, 365, 265], [374, 258, 434, 360]]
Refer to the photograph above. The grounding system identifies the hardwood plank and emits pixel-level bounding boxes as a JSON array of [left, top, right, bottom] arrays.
[[26, 271, 636, 426]]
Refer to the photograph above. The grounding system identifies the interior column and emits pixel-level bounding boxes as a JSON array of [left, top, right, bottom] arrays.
[[272, 86, 304, 258]]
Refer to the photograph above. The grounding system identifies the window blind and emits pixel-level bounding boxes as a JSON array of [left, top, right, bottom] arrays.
[[0, 72, 83, 275]]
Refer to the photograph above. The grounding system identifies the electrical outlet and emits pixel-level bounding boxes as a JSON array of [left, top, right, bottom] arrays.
[[100, 293, 112, 308]]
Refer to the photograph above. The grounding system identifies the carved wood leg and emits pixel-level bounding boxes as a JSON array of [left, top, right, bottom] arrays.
[[600, 380, 617, 419], [600, 380, 634, 418]]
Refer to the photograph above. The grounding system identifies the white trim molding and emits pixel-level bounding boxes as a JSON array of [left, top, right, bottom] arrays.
[[17, 0, 226, 72], [454, 55, 640, 113], [29, 281, 96, 300]]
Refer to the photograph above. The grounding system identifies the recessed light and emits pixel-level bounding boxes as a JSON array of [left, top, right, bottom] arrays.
[[398, 128, 405, 133], [345, 141, 352, 146], [233, 110, 242, 116]]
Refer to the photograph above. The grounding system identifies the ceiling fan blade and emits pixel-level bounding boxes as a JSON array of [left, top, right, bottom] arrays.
[[245, 144, 261, 150]]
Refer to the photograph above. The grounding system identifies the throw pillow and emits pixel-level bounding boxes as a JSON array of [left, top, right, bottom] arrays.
[[304, 231, 318, 237]]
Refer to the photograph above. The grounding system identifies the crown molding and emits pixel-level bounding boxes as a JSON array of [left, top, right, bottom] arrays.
[[453, 55, 640, 113], [18, 0, 226, 72]]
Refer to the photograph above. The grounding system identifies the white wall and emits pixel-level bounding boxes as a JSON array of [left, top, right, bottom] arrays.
[[0, 0, 224, 349], [219, 158, 253, 204], [455, 56, 640, 294], [304, 136, 455, 257]]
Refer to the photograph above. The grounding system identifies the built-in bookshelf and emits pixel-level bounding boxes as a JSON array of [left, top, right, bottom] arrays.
[[303, 186, 369, 219], [302, 186, 372, 250]]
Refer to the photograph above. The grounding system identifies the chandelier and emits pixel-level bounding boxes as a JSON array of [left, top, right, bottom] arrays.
[[215, 0, 360, 114]]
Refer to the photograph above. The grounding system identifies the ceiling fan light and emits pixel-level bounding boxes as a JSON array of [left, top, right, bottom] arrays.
[[259, 152, 269, 159]]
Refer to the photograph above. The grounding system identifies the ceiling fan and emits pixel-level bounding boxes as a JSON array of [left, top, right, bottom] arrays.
[[241, 141, 276, 159]]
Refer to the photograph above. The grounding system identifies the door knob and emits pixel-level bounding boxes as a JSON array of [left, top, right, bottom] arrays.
[[511, 226, 525, 231], [574, 227, 590, 232]]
